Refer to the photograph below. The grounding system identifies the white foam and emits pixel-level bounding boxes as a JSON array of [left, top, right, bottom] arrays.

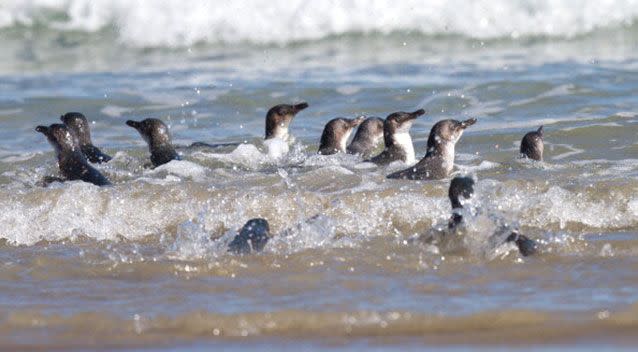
[[192, 140, 316, 170], [510, 84, 576, 107], [615, 111, 638, 118], [264, 138, 289, 160], [145, 159, 208, 181], [336, 85, 361, 96], [100, 104, 132, 118], [270, 215, 348, 252], [1, 152, 37, 162], [1, 0, 637, 47], [195, 143, 268, 168], [550, 144, 585, 160], [194, 141, 306, 169], [2, 172, 638, 247], [302, 153, 360, 168], [561, 122, 623, 132], [456, 160, 500, 173]]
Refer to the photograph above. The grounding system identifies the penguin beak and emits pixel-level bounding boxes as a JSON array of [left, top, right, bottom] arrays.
[[126, 120, 141, 129], [398, 110, 423, 123], [537, 125, 544, 138], [292, 102, 309, 114], [460, 118, 477, 129], [410, 109, 426, 118], [35, 125, 49, 135], [351, 116, 366, 127]]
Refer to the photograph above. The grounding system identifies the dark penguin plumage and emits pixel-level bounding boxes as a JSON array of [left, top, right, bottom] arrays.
[[36, 124, 111, 186], [447, 176, 475, 229], [265, 102, 309, 140], [318, 116, 365, 155], [366, 109, 425, 165], [187, 141, 241, 149], [228, 218, 271, 255], [347, 116, 384, 158], [447, 176, 537, 257], [520, 125, 544, 161], [60, 112, 112, 163], [387, 118, 476, 180], [126, 118, 180, 167]]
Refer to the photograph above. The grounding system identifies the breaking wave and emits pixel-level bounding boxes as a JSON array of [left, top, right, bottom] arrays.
[[0, 0, 637, 47]]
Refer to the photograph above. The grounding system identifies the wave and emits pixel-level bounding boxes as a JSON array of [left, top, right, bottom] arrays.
[[0, 0, 637, 47], [2, 153, 638, 247]]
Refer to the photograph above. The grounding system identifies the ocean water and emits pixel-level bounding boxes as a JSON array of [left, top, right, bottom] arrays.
[[1, 0, 638, 350]]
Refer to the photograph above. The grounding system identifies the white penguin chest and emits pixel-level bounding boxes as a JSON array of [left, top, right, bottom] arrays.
[[339, 130, 354, 152], [272, 126, 289, 141], [393, 132, 415, 164], [442, 144, 456, 172]]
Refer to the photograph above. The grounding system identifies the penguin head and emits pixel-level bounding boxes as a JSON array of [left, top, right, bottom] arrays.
[[36, 123, 80, 154], [265, 102, 309, 139], [126, 118, 172, 147]]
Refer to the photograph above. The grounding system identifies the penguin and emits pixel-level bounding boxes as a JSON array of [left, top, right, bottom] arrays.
[[347, 116, 384, 159], [520, 125, 544, 161], [60, 112, 112, 163], [441, 176, 537, 257], [318, 116, 365, 155], [367, 109, 425, 165], [387, 118, 476, 180], [126, 118, 180, 167], [265, 102, 309, 141], [228, 218, 271, 255], [36, 124, 111, 186]]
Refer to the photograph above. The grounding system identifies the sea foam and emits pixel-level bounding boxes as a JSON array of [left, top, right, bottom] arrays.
[[0, 0, 637, 47]]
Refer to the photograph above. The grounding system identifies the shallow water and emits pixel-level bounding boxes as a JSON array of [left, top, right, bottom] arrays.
[[1, 1, 638, 350]]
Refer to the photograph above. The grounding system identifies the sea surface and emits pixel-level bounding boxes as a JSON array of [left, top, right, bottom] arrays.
[[1, 0, 638, 350]]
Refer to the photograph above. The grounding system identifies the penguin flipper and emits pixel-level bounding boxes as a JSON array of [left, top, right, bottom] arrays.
[[82, 145, 112, 164], [387, 166, 424, 180], [83, 166, 112, 187]]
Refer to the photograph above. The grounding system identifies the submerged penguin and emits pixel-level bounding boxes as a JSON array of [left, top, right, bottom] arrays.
[[126, 118, 180, 167], [387, 118, 476, 180], [441, 176, 537, 257], [265, 102, 309, 141], [36, 123, 111, 186], [60, 112, 112, 164], [228, 218, 271, 255], [346, 116, 384, 159], [318, 116, 365, 155], [367, 109, 425, 165], [520, 125, 544, 161]]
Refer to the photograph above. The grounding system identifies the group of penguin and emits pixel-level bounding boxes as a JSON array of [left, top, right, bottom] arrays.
[[36, 102, 545, 256]]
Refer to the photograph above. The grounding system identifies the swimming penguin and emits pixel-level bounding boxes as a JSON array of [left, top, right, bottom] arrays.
[[35, 124, 111, 186], [444, 176, 537, 257], [126, 118, 180, 167], [318, 116, 365, 155], [387, 118, 476, 180], [265, 102, 309, 141], [228, 218, 271, 255], [520, 125, 544, 161], [366, 109, 425, 165], [346, 116, 384, 159], [60, 112, 112, 164]]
